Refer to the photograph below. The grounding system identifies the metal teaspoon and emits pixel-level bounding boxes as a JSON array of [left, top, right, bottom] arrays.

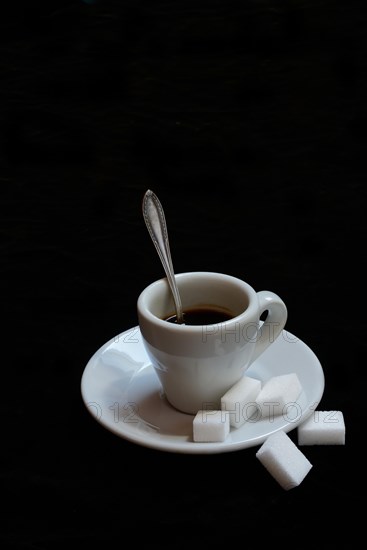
[[142, 189, 185, 324]]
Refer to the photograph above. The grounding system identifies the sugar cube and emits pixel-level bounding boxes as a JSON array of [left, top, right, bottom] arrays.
[[193, 410, 230, 442], [298, 411, 346, 445], [221, 375, 262, 428], [256, 430, 312, 490], [255, 373, 303, 418]]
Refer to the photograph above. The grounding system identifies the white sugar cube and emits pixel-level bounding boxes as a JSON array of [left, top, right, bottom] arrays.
[[298, 411, 346, 445], [255, 373, 303, 418], [221, 375, 262, 428], [256, 430, 312, 490], [193, 410, 230, 442]]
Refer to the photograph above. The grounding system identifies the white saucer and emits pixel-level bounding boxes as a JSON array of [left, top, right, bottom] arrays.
[[81, 326, 325, 454]]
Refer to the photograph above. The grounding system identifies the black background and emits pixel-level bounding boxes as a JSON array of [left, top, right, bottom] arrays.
[[1, 0, 365, 547]]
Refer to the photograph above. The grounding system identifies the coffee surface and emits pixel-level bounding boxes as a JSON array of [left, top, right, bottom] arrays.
[[165, 306, 234, 325]]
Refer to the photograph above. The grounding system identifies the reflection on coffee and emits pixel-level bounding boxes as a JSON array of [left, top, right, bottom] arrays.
[[165, 306, 234, 326]]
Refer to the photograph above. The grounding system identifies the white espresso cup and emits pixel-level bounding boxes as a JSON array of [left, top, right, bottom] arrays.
[[137, 272, 287, 414]]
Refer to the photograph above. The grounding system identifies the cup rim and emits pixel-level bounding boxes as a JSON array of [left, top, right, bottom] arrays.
[[137, 271, 259, 332]]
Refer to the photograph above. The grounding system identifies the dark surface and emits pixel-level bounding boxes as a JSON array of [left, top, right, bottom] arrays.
[[1, 0, 365, 547]]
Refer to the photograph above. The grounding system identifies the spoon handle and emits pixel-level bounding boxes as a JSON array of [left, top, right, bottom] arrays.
[[142, 190, 184, 324]]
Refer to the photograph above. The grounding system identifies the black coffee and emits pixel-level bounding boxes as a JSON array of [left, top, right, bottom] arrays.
[[165, 306, 234, 325]]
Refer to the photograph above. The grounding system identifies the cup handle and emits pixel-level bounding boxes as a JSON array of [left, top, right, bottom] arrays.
[[250, 291, 288, 364]]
